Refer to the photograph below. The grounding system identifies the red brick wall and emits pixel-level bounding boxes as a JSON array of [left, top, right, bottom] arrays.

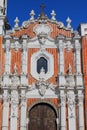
[[82, 36, 87, 129], [27, 98, 58, 110]]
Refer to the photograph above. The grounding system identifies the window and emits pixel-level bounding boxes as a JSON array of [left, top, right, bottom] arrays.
[[31, 50, 54, 80], [37, 57, 48, 74]]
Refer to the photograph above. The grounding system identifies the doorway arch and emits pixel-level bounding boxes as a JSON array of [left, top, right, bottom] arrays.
[[28, 103, 57, 130]]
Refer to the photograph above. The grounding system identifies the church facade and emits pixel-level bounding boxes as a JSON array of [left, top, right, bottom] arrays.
[[0, 1, 87, 130]]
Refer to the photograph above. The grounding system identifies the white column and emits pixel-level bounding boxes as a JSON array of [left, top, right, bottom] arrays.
[[58, 40, 64, 74], [67, 91, 76, 130], [10, 90, 18, 130], [20, 89, 27, 130], [2, 90, 9, 130], [21, 35, 28, 86], [78, 89, 84, 130], [57, 36, 66, 86], [22, 35, 27, 74], [75, 39, 81, 74], [59, 89, 66, 130], [4, 35, 11, 74], [75, 48, 81, 73]]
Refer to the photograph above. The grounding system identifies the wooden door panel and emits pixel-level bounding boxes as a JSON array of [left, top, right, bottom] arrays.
[[29, 103, 57, 130]]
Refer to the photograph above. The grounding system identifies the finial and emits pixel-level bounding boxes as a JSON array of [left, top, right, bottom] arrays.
[[66, 17, 72, 29], [30, 10, 35, 21], [14, 17, 19, 28], [68, 64, 72, 74], [40, 4, 45, 16], [51, 10, 56, 20]]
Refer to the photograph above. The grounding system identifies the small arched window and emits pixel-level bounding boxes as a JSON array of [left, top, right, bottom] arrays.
[[37, 57, 48, 74]]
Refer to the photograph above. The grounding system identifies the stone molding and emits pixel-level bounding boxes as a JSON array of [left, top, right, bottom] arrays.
[[31, 49, 54, 80]]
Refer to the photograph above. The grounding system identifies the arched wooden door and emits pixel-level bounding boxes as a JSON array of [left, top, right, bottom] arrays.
[[28, 103, 57, 130]]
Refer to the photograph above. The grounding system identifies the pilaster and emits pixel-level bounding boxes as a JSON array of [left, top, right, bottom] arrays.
[[21, 35, 28, 74], [10, 66, 19, 130], [20, 86, 27, 130], [4, 35, 11, 74], [57, 35, 64, 74], [77, 88, 84, 130], [56, 35, 66, 86], [21, 35, 28, 85], [2, 89, 9, 130], [74, 35, 83, 86], [66, 66, 76, 130], [67, 89, 76, 130], [59, 87, 66, 130], [10, 90, 18, 130]]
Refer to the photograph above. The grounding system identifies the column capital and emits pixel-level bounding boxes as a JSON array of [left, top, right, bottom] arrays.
[[2, 90, 9, 102], [74, 40, 81, 50], [22, 35, 28, 49], [4, 35, 11, 51], [56, 35, 65, 48], [2, 73, 10, 87], [77, 90, 84, 102], [11, 90, 19, 105], [59, 90, 66, 106], [20, 89, 27, 105], [4, 35, 12, 40]]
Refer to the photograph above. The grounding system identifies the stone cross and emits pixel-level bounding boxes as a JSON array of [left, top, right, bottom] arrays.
[[40, 4, 45, 16]]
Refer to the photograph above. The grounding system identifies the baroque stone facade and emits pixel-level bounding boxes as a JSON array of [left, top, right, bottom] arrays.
[[0, 1, 87, 130]]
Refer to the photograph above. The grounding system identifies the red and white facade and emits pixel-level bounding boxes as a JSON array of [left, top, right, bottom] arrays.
[[0, 0, 87, 130]]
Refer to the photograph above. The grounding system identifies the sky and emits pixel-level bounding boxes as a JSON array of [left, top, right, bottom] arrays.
[[7, 0, 87, 30]]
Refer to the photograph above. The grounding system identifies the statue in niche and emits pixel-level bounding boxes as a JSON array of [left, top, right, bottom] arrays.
[[66, 64, 75, 87], [11, 65, 20, 88]]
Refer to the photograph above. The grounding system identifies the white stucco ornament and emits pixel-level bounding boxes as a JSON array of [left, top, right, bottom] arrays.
[[38, 32, 47, 45], [33, 24, 53, 36], [66, 64, 75, 87]]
